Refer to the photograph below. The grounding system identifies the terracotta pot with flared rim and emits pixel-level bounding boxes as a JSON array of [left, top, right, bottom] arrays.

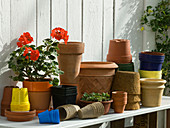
[[140, 78, 166, 107], [23, 80, 52, 115], [1, 86, 18, 116], [107, 39, 132, 64], [78, 62, 118, 104], [57, 42, 85, 85], [112, 91, 127, 113], [5, 109, 36, 122], [79, 100, 113, 115]]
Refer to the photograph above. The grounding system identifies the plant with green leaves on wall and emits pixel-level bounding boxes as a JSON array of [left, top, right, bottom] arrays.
[[141, 1, 170, 95]]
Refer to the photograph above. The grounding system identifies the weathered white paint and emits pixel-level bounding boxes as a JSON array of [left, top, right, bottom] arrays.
[[37, 0, 51, 45], [103, 0, 114, 61], [114, 0, 144, 71], [83, 0, 103, 61], [0, 0, 11, 108], [68, 0, 82, 42]]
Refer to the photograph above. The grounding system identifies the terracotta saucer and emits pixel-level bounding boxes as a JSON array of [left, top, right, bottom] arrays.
[[5, 109, 36, 122]]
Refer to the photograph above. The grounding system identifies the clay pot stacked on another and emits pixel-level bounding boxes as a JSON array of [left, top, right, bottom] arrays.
[[112, 71, 141, 110], [1, 86, 18, 116], [139, 52, 165, 79], [140, 78, 166, 107], [78, 62, 118, 104], [112, 91, 127, 113], [107, 39, 134, 72]]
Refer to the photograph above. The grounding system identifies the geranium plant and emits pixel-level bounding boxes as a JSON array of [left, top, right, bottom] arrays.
[[8, 27, 69, 86]]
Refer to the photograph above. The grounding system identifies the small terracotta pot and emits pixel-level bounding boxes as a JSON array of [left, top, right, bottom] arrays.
[[112, 91, 127, 113], [57, 42, 84, 85], [23, 80, 52, 115], [80, 100, 113, 114], [140, 78, 166, 107], [78, 62, 118, 103], [5, 109, 36, 122], [1, 86, 18, 116], [107, 39, 132, 64]]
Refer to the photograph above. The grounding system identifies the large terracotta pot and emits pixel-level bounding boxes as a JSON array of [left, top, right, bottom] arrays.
[[57, 42, 85, 85], [107, 39, 132, 64], [112, 71, 141, 110], [78, 62, 118, 102], [1, 86, 18, 116], [140, 78, 166, 107], [112, 91, 127, 113], [23, 80, 52, 115]]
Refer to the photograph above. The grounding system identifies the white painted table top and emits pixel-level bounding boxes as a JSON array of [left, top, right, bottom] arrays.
[[0, 96, 170, 128]]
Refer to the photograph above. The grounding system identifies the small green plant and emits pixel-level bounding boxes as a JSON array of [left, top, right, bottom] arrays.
[[141, 1, 170, 94], [81, 92, 111, 102]]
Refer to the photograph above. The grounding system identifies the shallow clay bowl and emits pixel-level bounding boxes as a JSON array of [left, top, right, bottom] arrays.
[[5, 109, 36, 122]]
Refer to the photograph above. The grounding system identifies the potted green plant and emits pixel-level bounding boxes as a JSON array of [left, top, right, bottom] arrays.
[[80, 92, 113, 114], [8, 28, 67, 115]]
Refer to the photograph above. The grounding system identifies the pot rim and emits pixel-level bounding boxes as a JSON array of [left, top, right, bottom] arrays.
[[58, 42, 84, 45], [110, 39, 130, 43], [140, 78, 166, 84], [80, 99, 113, 103], [140, 51, 164, 56], [81, 62, 118, 69], [112, 91, 127, 95]]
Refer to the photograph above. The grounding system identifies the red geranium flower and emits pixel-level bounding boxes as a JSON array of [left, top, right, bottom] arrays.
[[23, 47, 33, 59], [51, 27, 69, 44], [25, 56, 29, 59], [17, 32, 33, 47], [30, 50, 40, 61]]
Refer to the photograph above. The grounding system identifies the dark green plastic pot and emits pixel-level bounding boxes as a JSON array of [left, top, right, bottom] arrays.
[[117, 62, 134, 72]]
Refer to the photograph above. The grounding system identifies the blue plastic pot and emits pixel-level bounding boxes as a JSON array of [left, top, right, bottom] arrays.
[[38, 109, 60, 124], [139, 52, 165, 71]]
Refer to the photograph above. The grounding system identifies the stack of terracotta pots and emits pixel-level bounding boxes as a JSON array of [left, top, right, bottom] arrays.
[[78, 62, 118, 102], [139, 51, 165, 79], [112, 71, 141, 110], [1, 86, 18, 116], [107, 39, 134, 72]]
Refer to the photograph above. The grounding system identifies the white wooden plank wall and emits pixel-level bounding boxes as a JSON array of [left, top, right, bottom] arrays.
[[0, 0, 159, 112]]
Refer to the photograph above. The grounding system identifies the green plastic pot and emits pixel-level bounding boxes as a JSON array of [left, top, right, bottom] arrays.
[[117, 62, 134, 72]]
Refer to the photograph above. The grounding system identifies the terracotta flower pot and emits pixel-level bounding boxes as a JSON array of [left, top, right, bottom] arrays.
[[112, 71, 141, 110], [1, 86, 18, 116], [78, 62, 118, 103], [57, 42, 85, 85], [5, 109, 36, 122], [23, 80, 52, 115], [80, 100, 113, 114], [112, 91, 127, 113], [140, 78, 166, 107], [107, 39, 132, 64]]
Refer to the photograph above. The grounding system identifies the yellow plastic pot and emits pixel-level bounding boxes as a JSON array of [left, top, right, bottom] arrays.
[[139, 70, 162, 79], [10, 88, 30, 112]]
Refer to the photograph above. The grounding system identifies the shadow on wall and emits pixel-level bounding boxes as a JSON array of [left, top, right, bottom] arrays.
[[116, 0, 143, 71]]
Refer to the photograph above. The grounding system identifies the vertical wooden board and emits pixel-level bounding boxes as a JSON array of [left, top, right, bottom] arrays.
[[103, 0, 114, 61], [149, 112, 158, 128], [10, 0, 36, 46], [132, 114, 149, 128], [52, 0, 67, 30], [0, 0, 11, 111], [83, 0, 103, 61], [167, 109, 170, 128], [68, 0, 82, 41], [10, 0, 36, 86], [37, 0, 51, 46], [114, 0, 143, 71], [111, 119, 125, 128]]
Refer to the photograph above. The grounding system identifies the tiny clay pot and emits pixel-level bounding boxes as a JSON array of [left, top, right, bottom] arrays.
[[112, 91, 127, 113]]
